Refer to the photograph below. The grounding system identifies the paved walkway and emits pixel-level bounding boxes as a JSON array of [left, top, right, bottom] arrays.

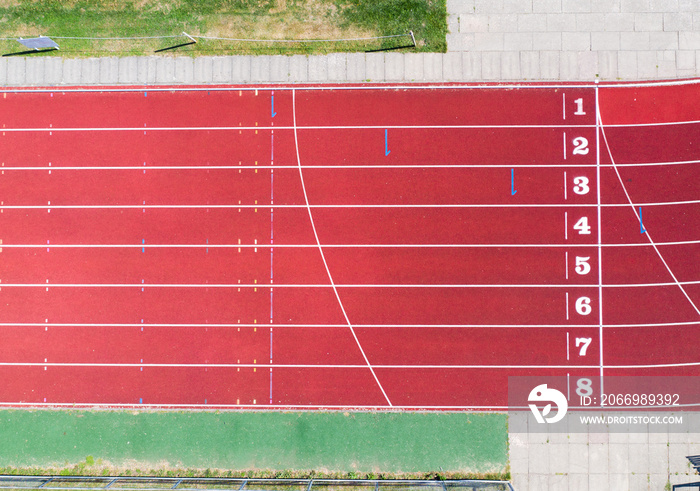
[[0, 0, 698, 84], [509, 413, 700, 490]]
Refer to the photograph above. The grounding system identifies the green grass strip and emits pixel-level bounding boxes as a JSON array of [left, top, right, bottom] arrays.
[[0, 410, 506, 478], [0, 0, 446, 56]]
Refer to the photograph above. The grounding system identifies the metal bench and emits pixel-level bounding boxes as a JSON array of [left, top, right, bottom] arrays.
[[672, 455, 700, 490]]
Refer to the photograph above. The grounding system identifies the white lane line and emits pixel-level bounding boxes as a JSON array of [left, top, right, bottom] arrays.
[[1, 321, 696, 328], [1, 159, 698, 170], [595, 84, 606, 401], [1, 200, 698, 209], [1, 280, 698, 288], [0, 240, 697, 248], [3, 361, 698, 369]]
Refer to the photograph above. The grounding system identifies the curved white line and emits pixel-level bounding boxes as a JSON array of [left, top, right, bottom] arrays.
[[598, 106, 700, 317], [291, 89, 392, 406]]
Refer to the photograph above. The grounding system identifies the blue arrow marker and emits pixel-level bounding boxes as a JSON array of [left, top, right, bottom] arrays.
[[385, 129, 390, 156], [639, 207, 646, 233], [511, 168, 517, 195], [271, 93, 276, 118]]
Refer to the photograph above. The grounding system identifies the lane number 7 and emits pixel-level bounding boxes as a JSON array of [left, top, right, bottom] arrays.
[[575, 337, 592, 356]]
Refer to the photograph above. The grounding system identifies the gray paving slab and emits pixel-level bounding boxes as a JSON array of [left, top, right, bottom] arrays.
[[212, 56, 232, 83], [677, 50, 696, 70], [597, 50, 618, 79], [62, 58, 82, 85], [474, 32, 504, 51], [604, 12, 635, 31], [117, 57, 137, 84], [481, 51, 501, 79], [617, 50, 638, 78], [365, 53, 384, 81], [637, 50, 657, 77], [447, 0, 476, 15], [528, 444, 549, 474], [174, 57, 194, 83], [540, 50, 561, 79], [139, 56, 157, 84], [527, 474, 548, 491], [269, 55, 288, 82], [423, 53, 443, 80], [384, 52, 404, 81], [489, 14, 518, 32], [0, 59, 8, 86], [504, 32, 533, 51], [99, 57, 119, 84], [251, 56, 271, 82], [628, 473, 649, 491], [534, 0, 564, 13], [25, 57, 44, 85], [288, 55, 308, 82], [404, 53, 424, 80], [567, 474, 589, 491], [562, 32, 591, 51], [345, 52, 365, 81], [193, 57, 213, 84], [520, 51, 540, 79], [592, 32, 621, 51], [231, 56, 252, 83], [501, 50, 521, 79], [155, 57, 175, 83], [459, 14, 489, 33], [327, 53, 347, 81], [548, 474, 568, 491], [533, 32, 562, 51], [442, 52, 463, 80], [307, 55, 328, 81], [81, 58, 100, 84], [6, 58, 25, 85], [44, 57, 62, 85]]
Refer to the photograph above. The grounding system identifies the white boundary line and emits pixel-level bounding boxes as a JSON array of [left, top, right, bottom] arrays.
[[1, 361, 698, 369], [1, 120, 698, 131], [2, 281, 698, 288], [0, 78, 698, 92], [599, 106, 700, 317], [1, 321, 698, 328], [595, 84, 606, 401], [1, 240, 697, 248], [0, 402, 697, 410], [292, 88, 392, 406], [2, 200, 699, 209], [1, 159, 698, 169]]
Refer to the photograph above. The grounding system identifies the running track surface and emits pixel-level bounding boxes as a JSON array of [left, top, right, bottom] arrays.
[[0, 81, 698, 410]]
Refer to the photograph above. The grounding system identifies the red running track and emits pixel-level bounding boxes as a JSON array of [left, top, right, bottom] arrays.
[[0, 82, 698, 409]]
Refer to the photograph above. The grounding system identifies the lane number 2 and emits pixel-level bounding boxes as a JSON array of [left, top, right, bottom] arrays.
[[572, 137, 589, 155]]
